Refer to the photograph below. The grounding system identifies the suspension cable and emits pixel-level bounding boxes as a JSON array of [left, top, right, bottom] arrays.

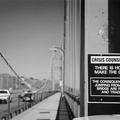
[[0, 52, 22, 82]]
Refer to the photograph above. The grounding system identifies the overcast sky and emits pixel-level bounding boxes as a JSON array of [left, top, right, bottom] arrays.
[[0, 0, 64, 79]]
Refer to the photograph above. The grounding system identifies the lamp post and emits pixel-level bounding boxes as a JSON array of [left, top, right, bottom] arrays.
[[49, 46, 65, 94], [49, 49, 56, 91]]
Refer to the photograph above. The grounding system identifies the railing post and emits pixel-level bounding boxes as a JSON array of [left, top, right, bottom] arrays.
[[30, 93, 32, 107], [18, 95, 20, 114], [25, 97, 27, 110], [8, 96, 10, 120]]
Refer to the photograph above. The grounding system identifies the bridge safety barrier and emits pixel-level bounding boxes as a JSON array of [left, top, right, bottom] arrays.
[[64, 92, 80, 117], [0, 91, 57, 120]]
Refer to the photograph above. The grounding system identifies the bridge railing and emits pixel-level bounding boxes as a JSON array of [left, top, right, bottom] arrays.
[[0, 90, 58, 120], [64, 91, 80, 117]]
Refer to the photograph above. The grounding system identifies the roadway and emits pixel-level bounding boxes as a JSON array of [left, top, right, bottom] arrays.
[[0, 92, 38, 119], [0, 92, 27, 118], [0, 91, 56, 120]]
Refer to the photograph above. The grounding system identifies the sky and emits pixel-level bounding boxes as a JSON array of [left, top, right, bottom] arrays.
[[0, 0, 64, 79]]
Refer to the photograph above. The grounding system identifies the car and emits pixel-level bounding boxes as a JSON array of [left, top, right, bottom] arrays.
[[19, 90, 28, 99], [73, 115, 120, 120], [19, 90, 34, 102], [22, 92, 34, 102], [0, 89, 12, 104]]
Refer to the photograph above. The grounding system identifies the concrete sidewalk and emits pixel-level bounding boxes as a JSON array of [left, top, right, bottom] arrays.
[[11, 92, 61, 120]]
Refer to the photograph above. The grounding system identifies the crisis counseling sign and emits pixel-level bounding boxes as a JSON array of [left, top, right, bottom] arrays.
[[88, 54, 120, 102]]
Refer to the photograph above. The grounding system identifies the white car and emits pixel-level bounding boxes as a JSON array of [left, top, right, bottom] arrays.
[[0, 89, 12, 103], [73, 115, 120, 120]]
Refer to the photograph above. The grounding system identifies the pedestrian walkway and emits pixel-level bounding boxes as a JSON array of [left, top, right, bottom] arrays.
[[11, 92, 61, 120]]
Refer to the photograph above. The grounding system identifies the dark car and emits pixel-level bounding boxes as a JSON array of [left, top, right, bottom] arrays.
[[19, 90, 34, 102], [19, 90, 28, 99], [22, 92, 34, 102]]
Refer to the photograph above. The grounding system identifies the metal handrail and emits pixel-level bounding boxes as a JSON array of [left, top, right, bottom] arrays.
[[65, 91, 80, 105]]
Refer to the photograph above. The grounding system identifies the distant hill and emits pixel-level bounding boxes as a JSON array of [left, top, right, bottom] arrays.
[[0, 73, 44, 90], [25, 78, 45, 89], [22, 78, 61, 91], [0, 73, 61, 91]]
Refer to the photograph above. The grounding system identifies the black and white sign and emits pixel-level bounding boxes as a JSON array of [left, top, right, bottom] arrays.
[[88, 54, 120, 102]]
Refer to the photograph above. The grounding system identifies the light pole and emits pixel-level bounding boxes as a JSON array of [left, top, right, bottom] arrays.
[[49, 49, 56, 91], [49, 46, 65, 94]]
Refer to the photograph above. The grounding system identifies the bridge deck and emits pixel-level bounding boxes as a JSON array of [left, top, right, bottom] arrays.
[[11, 92, 61, 120], [11, 92, 73, 120]]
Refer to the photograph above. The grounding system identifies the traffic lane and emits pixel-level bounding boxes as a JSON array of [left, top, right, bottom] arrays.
[[0, 96, 29, 115], [0, 92, 42, 117]]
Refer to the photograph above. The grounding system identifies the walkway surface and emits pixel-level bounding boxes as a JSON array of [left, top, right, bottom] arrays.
[[11, 92, 61, 120]]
